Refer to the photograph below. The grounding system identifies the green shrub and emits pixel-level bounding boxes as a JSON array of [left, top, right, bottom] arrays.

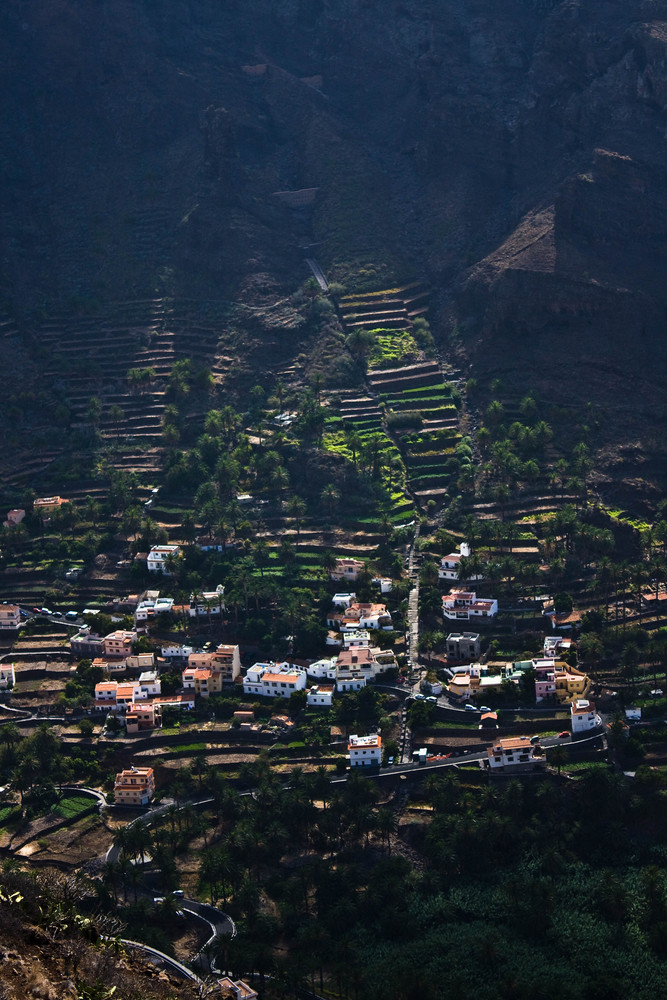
[[386, 410, 423, 429]]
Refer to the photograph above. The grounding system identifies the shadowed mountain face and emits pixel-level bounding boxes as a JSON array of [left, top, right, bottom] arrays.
[[1, 0, 666, 485]]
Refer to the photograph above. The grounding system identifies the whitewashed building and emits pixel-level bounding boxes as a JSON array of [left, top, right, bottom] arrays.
[[348, 733, 382, 768], [147, 544, 182, 574], [487, 737, 543, 771], [243, 662, 307, 699], [307, 657, 338, 680], [571, 698, 598, 734], [307, 684, 334, 707], [442, 591, 497, 621], [0, 663, 15, 689]]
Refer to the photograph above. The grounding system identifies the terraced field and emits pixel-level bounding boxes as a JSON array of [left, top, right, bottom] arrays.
[[370, 360, 462, 506], [324, 393, 414, 525], [2, 297, 236, 487]]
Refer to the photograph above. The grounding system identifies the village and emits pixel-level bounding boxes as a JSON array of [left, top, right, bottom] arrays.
[[0, 526, 630, 822]]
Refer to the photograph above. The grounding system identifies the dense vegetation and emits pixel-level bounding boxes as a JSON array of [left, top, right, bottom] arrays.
[[100, 761, 667, 1000]]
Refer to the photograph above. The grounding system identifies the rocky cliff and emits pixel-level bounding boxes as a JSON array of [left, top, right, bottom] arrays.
[[1, 0, 666, 487]]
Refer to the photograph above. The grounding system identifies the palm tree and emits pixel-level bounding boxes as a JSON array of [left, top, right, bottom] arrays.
[[376, 807, 397, 853], [344, 427, 362, 470], [108, 404, 125, 443], [0, 721, 21, 753], [287, 496, 307, 546], [320, 484, 340, 518], [549, 744, 567, 776]]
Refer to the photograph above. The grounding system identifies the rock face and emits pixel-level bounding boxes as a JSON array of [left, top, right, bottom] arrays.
[[0, 0, 666, 470]]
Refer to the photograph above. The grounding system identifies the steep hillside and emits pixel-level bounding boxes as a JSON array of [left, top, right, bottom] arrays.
[[1, 0, 666, 497]]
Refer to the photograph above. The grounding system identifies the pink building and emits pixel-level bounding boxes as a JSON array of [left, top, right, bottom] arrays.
[[4, 509, 25, 528]]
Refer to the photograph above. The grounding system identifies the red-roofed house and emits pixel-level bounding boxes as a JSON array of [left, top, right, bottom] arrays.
[[442, 591, 497, 621]]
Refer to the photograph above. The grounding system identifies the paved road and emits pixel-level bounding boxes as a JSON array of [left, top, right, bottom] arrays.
[[117, 938, 202, 984]]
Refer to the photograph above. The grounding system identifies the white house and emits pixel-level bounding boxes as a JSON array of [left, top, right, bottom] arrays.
[[336, 673, 367, 692], [135, 592, 174, 621], [243, 662, 307, 699], [94, 681, 122, 710], [487, 737, 543, 771], [137, 670, 161, 699], [0, 605, 21, 630], [0, 663, 15, 689], [189, 585, 225, 617], [307, 684, 334, 707], [439, 541, 472, 581], [348, 733, 382, 768], [147, 544, 182, 574], [331, 593, 356, 608], [372, 577, 393, 594], [161, 643, 193, 661], [442, 591, 497, 621], [544, 636, 574, 658], [342, 629, 371, 649], [571, 699, 598, 734], [307, 657, 338, 680]]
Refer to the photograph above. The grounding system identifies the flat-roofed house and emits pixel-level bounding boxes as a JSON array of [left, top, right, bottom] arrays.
[[126, 702, 161, 734], [307, 684, 334, 707], [147, 544, 182, 575], [445, 632, 481, 662], [243, 662, 307, 698], [103, 630, 137, 658], [348, 733, 382, 768], [211, 643, 241, 683], [114, 766, 155, 806], [488, 737, 543, 771]]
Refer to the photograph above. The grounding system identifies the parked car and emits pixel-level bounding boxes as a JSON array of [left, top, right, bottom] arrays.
[[558, 730, 570, 739], [40, 607, 53, 615], [387, 756, 395, 766], [530, 735, 542, 745], [426, 696, 438, 703], [464, 704, 478, 712], [414, 693, 426, 701], [479, 705, 492, 713]]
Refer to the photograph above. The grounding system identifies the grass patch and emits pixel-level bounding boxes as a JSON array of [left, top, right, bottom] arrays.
[[51, 795, 94, 820], [561, 761, 609, 774], [0, 805, 21, 829], [167, 742, 207, 754]]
